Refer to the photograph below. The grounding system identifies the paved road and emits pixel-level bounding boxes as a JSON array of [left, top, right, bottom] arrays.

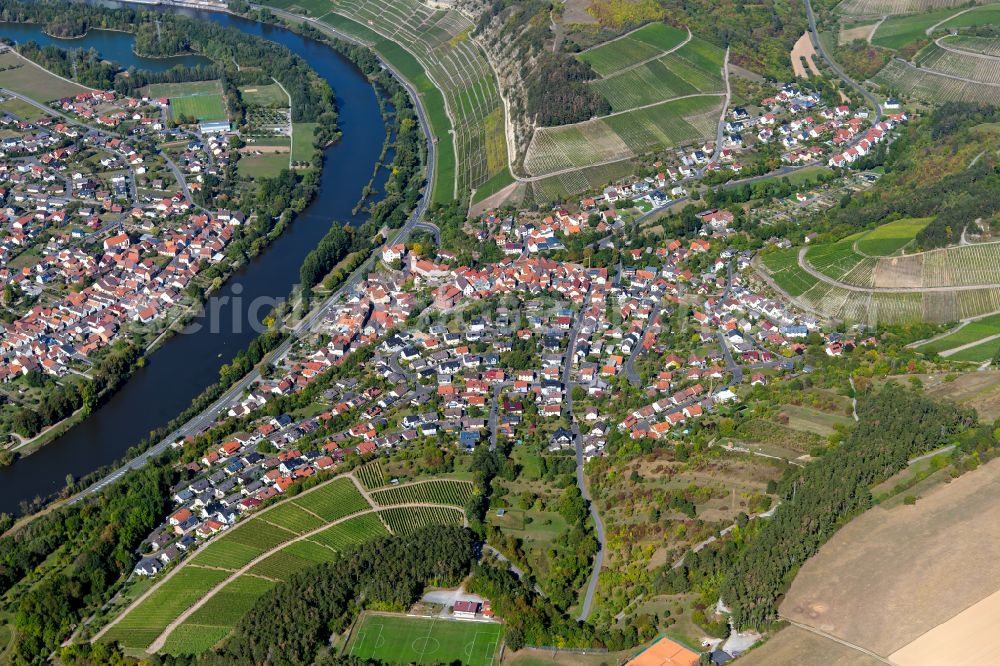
[[805, 0, 883, 128], [561, 287, 605, 622], [624, 302, 661, 386], [69, 14, 441, 503]]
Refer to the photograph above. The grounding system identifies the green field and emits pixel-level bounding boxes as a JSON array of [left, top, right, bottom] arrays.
[[240, 83, 289, 107], [0, 98, 50, 122], [917, 312, 1000, 354], [370, 479, 473, 507], [238, 152, 290, 178], [805, 240, 868, 279], [856, 218, 931, 256], [273, 0, 508, 200], [939, 4, 1000, 30], [946, 336, 1000, 362], [348, 614, 502, 666], [356, 461, 387, 490], [578, 23, 689, 76], [0, 52, 90, 102], [144, 80, 223, 98], [170, 94, 228, 122], [292, 477, 369, 521], [871, 7, 960, 49], [292, 122, 318, 163]]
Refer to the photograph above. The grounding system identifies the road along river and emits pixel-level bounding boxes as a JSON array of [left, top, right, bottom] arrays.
[[0, 9, 390, 514]]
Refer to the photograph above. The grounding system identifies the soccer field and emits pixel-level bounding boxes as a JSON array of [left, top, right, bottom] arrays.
[[348, 614, 502, 666], [170, 94, 228, 122]]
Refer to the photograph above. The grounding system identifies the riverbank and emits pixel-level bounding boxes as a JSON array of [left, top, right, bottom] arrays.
[[0, 3, 393, 515]]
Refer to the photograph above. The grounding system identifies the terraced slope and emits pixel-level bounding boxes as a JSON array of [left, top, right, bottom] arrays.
[[262, 0, 510, 200]]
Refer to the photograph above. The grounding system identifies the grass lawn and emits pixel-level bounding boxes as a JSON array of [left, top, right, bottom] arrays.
[[947, 336, 1000, 363], [0, 52, 90, 102], [0, 97, 49, 121], [170, 94, 228, 122], [143, 80, 223, 98], [348, 614, 502, 666], [292, 122, 318, 163], [238, 152, 290, 179], [240, 83, 288, 107]]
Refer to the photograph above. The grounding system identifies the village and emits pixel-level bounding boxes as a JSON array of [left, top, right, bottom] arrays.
[[0, 87, 247, 441]]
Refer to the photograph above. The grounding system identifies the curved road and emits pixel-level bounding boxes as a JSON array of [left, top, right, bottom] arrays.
[[804, 0, 883, 127]]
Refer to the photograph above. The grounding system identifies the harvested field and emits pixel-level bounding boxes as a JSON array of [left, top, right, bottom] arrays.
[[781, 457, 1000, 657], [872, 254, 923, 288], [791, 32, 821, 78], [735, 625, 884, 666], [891, 587, 1000, 665], [839, 21, 880, 45]]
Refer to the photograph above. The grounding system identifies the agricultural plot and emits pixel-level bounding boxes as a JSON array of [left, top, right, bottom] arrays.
[[947, 336, 1000, 361], [782, 458, 1000, 659], [291, 0, 508, 197], [307, 512, 388, 550], [290, 476, 369, 521], [577, 23, 688, 77], [872, 59, 1000, 106], [761, 248, 818, 297], [522, 95, 719, 177], [258, 501, 326, 534], [348, 613, 503, 666], [101, 566, 231, 650], [804, 241, 867, 281], [871, 7, 963, 49], [380, 506, 464, 535], [915, 43, 1000, 86], [856, 218, 930, 256], [589, 37, 724, 112], [837, 0, 985, 17], [240, 83, 289, 107], [938, 3, 1000, 29], [941, 34, 1000, 57], [918, 243, 1000, 287], [917, 312, 1000, 354], [163, 576, 277, 655], [144, 80, 223, 98], [356, 460, 386, 489], [0, 52, 90, 102], [370, 479, 473, 507], [521, 159, 639, 204]]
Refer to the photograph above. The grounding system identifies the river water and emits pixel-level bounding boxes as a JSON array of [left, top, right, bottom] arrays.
[[0, 10, 388, 514]]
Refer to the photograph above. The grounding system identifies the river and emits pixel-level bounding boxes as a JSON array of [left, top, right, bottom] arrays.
[[0, 9, 389, 514]]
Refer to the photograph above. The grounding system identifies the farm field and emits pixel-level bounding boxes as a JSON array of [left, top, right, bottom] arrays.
[[588, 37, 725, 113], [942, 34, 1000, 56], [781, 457, 1000, 659], [238, 151, 290, 179], [577, 23, 689, 76], [837, 0, 987, 17], [266, 0, 509, 200], [0, 97, 49, 122], [347, 613, 502, 666], [523, 94, 722, 177], [170, 94, 228, 123], [873, 58, 1000, 105], [938, 3, 1000, 29], [0, 52, 90, 102], [105, 468, 472, 656], [916, 312, 1000, 354], [356, 460, 386, 489], [370, 479, 473, 506], [945, 336, 1000, 362], [870, 7, 964, 49], [914, 43, 1000, 86], [240, 83, 288, 107], [736, 626, 884, 666], [519, 158, 639, 204]]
